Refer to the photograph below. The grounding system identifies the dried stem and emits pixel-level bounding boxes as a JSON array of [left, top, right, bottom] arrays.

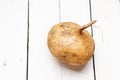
[[80, 20, 96, 33]]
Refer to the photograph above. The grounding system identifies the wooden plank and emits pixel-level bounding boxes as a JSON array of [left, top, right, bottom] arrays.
[[28, 0, 61, 80], [60, 0, 94, 80], [91, 0, 120, 80], [0, 0, 27, 80]]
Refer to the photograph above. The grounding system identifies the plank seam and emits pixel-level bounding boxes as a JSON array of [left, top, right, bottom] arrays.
[[89, 0, 97, 80], [59, 0, 61, 22], [58, 1, 62, 80], [26, 0, 29, 80]]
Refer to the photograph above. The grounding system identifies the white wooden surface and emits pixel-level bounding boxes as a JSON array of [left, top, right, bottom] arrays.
[[29, 0, 61, 80], [0, 0, 27, 80], [0, 0, 120, 80], [91, 0, 120, 80]]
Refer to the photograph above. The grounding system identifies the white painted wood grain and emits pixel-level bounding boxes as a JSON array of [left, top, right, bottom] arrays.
[[0, 0, 27, 80], [28, 0, 61, 80], [91, 0, 120, 80], [60, 0, 94, 80], [1, 0, 119, 80]]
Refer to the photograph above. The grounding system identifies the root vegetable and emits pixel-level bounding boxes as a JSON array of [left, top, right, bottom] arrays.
[[47, 20, 96, 67]]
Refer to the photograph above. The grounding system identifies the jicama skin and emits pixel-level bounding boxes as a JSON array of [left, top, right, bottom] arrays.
[[47, 21, 95, 68]]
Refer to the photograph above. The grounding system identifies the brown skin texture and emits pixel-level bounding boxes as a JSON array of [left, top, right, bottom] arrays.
[[47, 21, 96, 67]]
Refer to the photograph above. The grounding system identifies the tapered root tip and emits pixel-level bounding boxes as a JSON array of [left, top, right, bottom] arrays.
[[91, 20, 97, 24], [81, 20, 97, 31]]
